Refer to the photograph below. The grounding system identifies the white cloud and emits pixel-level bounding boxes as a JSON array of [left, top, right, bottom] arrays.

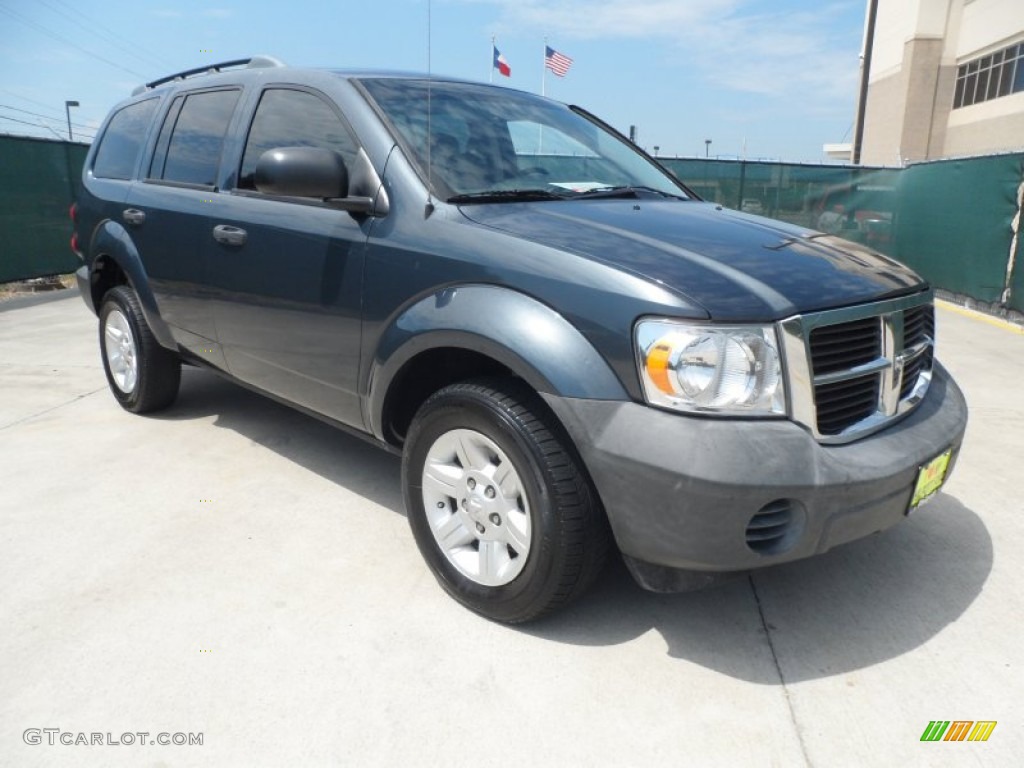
[[459, 0, 860, 107], [152, 9, 182, 18], [479, 0, 740, 40], [203, 8, 234, 18]]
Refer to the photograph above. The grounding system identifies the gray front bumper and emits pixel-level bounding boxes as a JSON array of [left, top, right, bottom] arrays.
[[542, 363, 967, 576]]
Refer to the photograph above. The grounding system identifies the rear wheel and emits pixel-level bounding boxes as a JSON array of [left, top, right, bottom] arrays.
[[403, 379, 609, 623], [99, 285, 180, 413]]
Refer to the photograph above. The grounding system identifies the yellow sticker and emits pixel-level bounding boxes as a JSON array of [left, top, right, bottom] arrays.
[[910, 449, 952, 509]]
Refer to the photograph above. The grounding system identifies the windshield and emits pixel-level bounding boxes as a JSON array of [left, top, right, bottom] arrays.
[[358, 78, 690, 203]]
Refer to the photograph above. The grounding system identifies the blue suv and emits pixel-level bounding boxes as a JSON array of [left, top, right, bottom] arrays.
[[72, 57, 968, 622]]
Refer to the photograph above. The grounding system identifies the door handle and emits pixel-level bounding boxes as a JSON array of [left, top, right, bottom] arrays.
[[212, 224, 247, 247], [122, 208, 146, 226]]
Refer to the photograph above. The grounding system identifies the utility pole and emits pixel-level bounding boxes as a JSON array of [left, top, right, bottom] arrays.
[[852, 0, 879, 164]]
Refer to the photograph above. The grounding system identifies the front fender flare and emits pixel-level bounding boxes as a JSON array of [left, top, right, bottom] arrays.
[[366, 284, 630, 439], [90, 220, 176, 350]]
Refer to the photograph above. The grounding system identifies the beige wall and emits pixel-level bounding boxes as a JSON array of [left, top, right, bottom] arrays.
[[861, 37, 947, 166], [957, 0, 1024, 58], [860, 0, 1024, 164], [861, 70, 903, 165]]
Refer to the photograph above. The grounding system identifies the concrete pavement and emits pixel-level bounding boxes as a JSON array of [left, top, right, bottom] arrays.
[[1, 291, 1021, 767]]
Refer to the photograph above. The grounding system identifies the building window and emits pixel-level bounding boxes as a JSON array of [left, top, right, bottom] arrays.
[[954, 42, 1023, 109]]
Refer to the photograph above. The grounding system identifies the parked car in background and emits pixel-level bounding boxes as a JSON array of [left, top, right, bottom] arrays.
[[740, 198, 764, 214], [812, 182, 896, 249], [72, 57, 967, 623]]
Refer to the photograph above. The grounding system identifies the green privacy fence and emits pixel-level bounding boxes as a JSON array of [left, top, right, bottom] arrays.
[[1010, 180, 1024, 313], [892, 153, 1024, 312], [663, 155, 1024, 313], [3, 134, 1024, 312], [661, 158, 903, 254], [0, 135, 88, 283]]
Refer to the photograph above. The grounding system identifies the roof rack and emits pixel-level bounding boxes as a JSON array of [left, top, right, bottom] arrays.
[[131, 55, 286, 96]]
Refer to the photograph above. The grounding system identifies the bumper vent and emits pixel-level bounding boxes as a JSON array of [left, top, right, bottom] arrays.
[[746, 500, 795, 555]]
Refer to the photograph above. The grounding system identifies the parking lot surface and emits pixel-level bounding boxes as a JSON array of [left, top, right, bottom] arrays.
[[1, 291, 1021, 767]]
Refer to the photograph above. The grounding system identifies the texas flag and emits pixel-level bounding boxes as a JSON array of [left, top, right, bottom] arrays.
[[493, 45, 511, 77]]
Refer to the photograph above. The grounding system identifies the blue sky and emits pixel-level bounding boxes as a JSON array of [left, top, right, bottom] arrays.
[[0, 0, 866, 162]]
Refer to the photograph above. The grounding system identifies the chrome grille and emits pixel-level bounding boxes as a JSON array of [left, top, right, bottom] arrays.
[[814, 374, 881, 436], [900, 305, 934, 400], [809, 317, 881, 375], [780, 292, 935, 444]]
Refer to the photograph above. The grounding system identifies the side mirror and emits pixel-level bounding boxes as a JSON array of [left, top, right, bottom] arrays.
[[254, 146, 348, 199]]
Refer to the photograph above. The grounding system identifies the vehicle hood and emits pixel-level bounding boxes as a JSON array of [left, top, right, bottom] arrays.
[[459, 200, 925, 320]]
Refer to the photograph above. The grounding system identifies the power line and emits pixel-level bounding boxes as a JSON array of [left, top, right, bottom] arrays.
[[39, 0, 170, 73], [0, 114, 91, 136], [0, 115, 94, 141], [0, 115, 47, 128], [0, 88, 70, 116], [0, 5, 147, 80], [0, 104, 95, 131]]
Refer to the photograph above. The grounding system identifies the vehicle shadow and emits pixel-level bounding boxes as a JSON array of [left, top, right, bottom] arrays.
[[526, 493, 990, 683], [154, 367, 404, 514], [158, 369, 990, 684]]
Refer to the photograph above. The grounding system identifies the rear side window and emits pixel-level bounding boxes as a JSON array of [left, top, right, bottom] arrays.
[[93, 98, 159, 180], [238, 88, 358, 190], [151, 89, 240, 186]]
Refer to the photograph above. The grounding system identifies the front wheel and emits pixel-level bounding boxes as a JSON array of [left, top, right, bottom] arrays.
[[403, 379, 609, 623], [99, 285, 180, 413]]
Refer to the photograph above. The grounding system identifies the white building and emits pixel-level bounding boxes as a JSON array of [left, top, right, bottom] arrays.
[[858, 0, 1024, 165]]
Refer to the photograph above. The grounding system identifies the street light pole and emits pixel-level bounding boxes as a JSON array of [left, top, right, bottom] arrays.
[[65, 100, 79, 141], [704, 139, 712, 158]]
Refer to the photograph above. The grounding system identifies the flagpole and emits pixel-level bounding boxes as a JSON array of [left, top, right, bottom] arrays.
[[539, 37, 547, 154], [541, 36, 547, 97], [490, 36, 494, 83]]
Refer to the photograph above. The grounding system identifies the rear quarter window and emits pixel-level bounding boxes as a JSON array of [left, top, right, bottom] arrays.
[[92, 98, 160, 180]]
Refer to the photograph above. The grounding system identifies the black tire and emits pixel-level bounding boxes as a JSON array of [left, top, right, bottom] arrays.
[[403, 378, 609, 623], [98, 285, 181, 413]]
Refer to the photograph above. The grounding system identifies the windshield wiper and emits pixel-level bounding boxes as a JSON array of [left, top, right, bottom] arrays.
[[576, 185, 687, 201], [447, 189, 568, 204]]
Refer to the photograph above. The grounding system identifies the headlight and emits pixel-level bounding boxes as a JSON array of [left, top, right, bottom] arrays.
[[635, 320, 786, 416]]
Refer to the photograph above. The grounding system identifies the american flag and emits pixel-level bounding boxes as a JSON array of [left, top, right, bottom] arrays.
[[545, 46, 573, 77]]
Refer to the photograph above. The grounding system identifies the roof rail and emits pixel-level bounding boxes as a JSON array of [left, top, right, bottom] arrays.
[[131, 55, 286, 96]]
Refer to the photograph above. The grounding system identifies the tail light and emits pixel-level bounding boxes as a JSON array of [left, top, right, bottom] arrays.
[[69, 202, 81, 257]]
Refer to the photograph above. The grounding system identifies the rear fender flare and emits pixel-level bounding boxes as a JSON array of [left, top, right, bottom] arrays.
[[89, 220, 176, 350]]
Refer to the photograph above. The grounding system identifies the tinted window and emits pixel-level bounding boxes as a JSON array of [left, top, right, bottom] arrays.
[[239, 88, 357, 190], [93, 98, 159, 180], [148, 95, 184, 180], [158, 89, 240, 186]]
